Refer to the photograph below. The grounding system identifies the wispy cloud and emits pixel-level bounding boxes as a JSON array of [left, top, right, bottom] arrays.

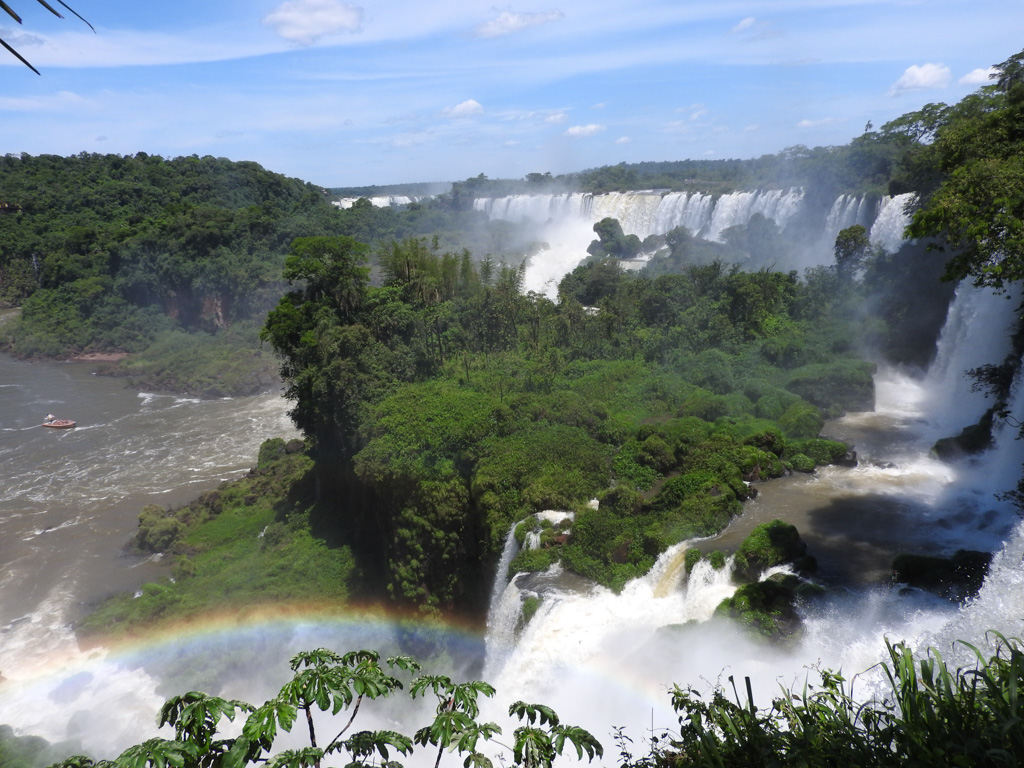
[[565, 124, 605, 137], [263, 0, 363, 45], [443, 99, 484, 117], [545, 111, 568, 123], [475, 10, 564, 38], [0, 90, 87, 112], [887, 63, 951, 96], [728, 15, 779, 41], [731, 17, 756, 33], [797, 117, 842, 128], [615, 136, 631, 144]]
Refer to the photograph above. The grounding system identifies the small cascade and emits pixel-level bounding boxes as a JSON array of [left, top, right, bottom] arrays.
[[484, 510, 576, 664], [922, 284, 1018, 440], [976, 368, 1024, 491], [483, 542, 737, 690], [650, 542, 690, 599], [822, 194, 873, 252], [869, 193, 915, 253], [679, 555, 737, 617], [485, 524, 522, 639]]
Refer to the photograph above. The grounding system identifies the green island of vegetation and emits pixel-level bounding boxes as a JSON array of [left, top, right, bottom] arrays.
[[3, 45, 1024, 768]]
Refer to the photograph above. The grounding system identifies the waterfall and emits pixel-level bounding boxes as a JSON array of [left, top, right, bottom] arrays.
[[821, 194, 874, 254], [869, 193, 916, 253], [485, 524, 522, 657], [701, 188, 805, 243], [475, 187, 902, 298], [332, 195, 422, 208], [922, 283, 1018, 440], [483, 542, 737, 694]]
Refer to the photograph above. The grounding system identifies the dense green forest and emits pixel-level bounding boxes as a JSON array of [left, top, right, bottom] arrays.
[[0, 154, 539, 394]]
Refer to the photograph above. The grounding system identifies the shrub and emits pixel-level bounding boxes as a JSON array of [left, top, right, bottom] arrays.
[[789, 453, 816, 472], [785, 359, 876, 415], [508, 547, 559, 578], [778, 400, 823, 439]]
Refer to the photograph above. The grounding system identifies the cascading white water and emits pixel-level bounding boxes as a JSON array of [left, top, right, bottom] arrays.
[[701, 188, 806, 243], [483, 542, 739, 709], [485, 524, 523, 661], [822, 194, 874, 250], [869, 193, 916, 253], [922, 284, 1018, 440], [477, 188, 903, 299]]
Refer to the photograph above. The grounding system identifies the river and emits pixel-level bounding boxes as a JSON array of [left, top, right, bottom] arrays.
[[0, 352, 296, 744]]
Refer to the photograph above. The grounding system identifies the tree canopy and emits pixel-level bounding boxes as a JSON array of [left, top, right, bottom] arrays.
[[903, 50, 1024, 291]]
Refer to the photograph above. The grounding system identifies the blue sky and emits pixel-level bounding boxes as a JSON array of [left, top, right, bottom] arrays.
[[1, 0, 1022, 187]]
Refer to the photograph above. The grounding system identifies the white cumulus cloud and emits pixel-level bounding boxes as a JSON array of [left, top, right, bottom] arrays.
[[475, 10, 565, 38], [565, 124, 605, 137], [959, 66, 999, 85], [263, 0, 363, 45], [887, 63, 951, 96], [444, 99, 484, 117]]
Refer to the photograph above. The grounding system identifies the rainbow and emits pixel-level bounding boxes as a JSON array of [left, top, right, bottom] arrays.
[[0, 601, 687, 762], [0, 603, 488, 758]]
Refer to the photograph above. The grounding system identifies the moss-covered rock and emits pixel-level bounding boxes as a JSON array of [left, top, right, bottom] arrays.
[[788, 453, 816, 473], [508, 547, 560, 578], [134, 504, 184, 553], [785, 438, 855, 468], [733, 520, 813, 582], [714, 580, 803, 641], [132, 439, 312, 556], [520, 595, 542, 626]]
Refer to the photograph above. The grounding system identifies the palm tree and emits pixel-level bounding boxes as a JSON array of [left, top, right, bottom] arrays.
[[2, 0, 92, 74]]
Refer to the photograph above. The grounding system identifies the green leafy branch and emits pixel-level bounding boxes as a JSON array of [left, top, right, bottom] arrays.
[[47, 648, 603, 768]]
